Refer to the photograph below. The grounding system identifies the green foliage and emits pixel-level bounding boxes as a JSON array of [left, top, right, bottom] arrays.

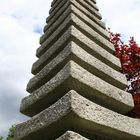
[[0, 125, 15, 140], [6, 125, 15, 140]]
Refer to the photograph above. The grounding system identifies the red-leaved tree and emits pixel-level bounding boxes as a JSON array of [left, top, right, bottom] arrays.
[[109, 29, 140, 118]]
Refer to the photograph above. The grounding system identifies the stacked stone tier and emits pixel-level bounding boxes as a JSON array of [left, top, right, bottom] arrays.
[[33, 25, 120, 75], [22, 61, 133, 117], [15, 91, 140, 140], [14, 0, 139, 139], [44, 0, 105, 34]]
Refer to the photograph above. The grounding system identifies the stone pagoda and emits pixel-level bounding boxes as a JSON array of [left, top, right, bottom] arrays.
[[14, 0, 140, 139]]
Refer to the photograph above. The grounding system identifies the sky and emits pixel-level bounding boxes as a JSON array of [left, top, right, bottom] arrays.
[[0, 0, 140, 139]]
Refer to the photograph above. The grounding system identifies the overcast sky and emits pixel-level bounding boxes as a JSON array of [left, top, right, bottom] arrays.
[[0, 0, 140, 138]]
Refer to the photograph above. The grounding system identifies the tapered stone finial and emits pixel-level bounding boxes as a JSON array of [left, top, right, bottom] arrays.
[[14, 0, 140, 140]]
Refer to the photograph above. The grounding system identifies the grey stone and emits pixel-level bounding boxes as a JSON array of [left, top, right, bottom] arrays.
[[37, 12, 114, 58], [70, 0, 104, 27], [48, 0, 101, 24], [51, 0, 96, 7], [56, 131, 90, 140], [77, 0, 101, 19], [44, 0, 105, 33], [41, 5, 71, 44], [15, 91, 140, 140], [33, 26, 72, 74], [84, 0, 99, 11], [51, 0, 62, 7], [27, 41, 127, 93], [50, 0, 62, 14], [14, 0, 140, 140], [33, 26, 120, 75], [21, 61, 133, 116], [70, 13, 114, 52], [38, 12, 72, 57], [47, 0, 69, 23], [45, 0, 70, 32], [40, 4, 109, 44], [50, 0, 99, 15], [56, 131, 113, 140]]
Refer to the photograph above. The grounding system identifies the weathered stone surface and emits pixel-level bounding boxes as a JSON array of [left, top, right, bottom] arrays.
[[22, 61, 133, 116], [69, 13, 113, 52], [15, 91, 139, 140], [50, 0, 99, 16], [56, 131, 90, 140], [48, 0, 101, 23], [44, 0, 105, 33], [56, 131, 112, 140], [15, 0, 140, 140], [67, 0, 104, 28], [40, 4, 109, 44], [51, 0, 97, 8], [37, 13, 114, 58], [27, 41, 126, 93], [34, 27, 72, 74], [33, 26, 120, 75], [42, 4, 71, 43], [47, 0, 69, 23], [77, 0, 101, 19], [84, 0, 99, 11]]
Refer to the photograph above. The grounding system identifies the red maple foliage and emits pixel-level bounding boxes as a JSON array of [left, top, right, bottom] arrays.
[[109, 29, 140, 118]]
